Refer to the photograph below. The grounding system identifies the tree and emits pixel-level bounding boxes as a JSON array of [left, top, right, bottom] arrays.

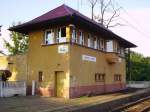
[[87, 0, 122, 28], [126, 51, 150, 81], [4, 22, 29, 55], [88, 0, 98, 20]]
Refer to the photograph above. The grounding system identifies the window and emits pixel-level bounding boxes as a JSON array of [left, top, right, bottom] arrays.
[[61, 27, 66, 37], [106, 40, 113, 52], [44, 30, 54, 45], [94, 37, 97, 49], [114, 41, 119, 53], [79, 31, 84, 45], [114, 74, 121, 81], [100, 39, 105, 51], [58, 27, 66, 43], [72, 28, 77, 43], [88, 34, 91, 47], [38, 71, 43, 82], [95, 73, 105, 82], [88, 34, 94, 48], [56, 28, 59, 43], [120, 47, 125, 57]]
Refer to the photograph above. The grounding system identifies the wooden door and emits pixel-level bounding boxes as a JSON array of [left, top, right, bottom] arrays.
[[55, 71, 65, 97]]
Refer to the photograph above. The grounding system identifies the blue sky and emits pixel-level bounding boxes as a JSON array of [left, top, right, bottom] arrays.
[[1, 0, 150, 27], [1, 0, 150, 56]]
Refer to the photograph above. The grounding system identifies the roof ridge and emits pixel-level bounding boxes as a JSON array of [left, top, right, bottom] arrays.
[[63, 4, 74, 15]]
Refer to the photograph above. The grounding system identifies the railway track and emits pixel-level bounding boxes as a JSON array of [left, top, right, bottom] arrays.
[[112, 96, 150, 112]]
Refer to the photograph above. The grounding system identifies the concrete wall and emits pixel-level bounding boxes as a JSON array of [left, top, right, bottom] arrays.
[[0, 54, 27, 81], [27, 30, 70, 98], [69, 44, 126, 98]]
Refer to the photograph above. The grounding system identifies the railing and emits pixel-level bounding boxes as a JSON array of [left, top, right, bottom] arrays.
[[127, 81, 150, 88], [0, 81, 26, 97]]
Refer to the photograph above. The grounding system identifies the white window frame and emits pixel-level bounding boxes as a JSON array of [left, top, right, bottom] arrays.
[[79, 30, 84, 45], [100, 39, 105, 51], [88, 34, 91, 47], [44, 29, 54, 45], [114, 40, 118, 52], [59, 27, 66, 43], [97, 38, 100, 50], [72, 28, 78, 43], [94, 37, 97, 49], [106, 40, 113, 52]]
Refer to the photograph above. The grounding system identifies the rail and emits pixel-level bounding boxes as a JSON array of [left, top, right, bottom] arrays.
[[112, 96, 150, 112]]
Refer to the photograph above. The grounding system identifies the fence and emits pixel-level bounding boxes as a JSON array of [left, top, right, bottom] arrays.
[[0, 81, 26, 97], [127, 81, 150, 88]]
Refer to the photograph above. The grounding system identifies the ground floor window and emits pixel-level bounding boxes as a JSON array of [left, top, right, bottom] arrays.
[[38, 71, 44, 82], [114, 74, 121, 81], [95, 73, 105, 82]]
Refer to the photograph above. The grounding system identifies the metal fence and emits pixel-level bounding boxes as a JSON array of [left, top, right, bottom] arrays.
[[0, 81, 26, 97], [127, 81, 150, 88]]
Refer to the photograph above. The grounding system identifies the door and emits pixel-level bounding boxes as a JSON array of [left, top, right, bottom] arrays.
[[55, 71, 65, 97]]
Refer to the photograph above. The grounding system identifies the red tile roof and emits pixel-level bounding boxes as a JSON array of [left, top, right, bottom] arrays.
[[9, 4, 136, 48]]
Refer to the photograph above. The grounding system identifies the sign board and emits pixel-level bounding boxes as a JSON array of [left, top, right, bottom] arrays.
[[58, 45, 68, 54], [82, 55, 96, 62]]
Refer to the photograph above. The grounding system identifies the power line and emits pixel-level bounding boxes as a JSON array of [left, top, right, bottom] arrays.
[[113, 0, 150, 40]]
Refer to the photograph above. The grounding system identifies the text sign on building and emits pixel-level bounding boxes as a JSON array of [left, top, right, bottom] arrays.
[[58, 45, 68, 54], [82, 55, 96, 62]]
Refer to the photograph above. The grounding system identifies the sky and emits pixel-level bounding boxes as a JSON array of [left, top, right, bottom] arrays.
[[0, 0, 150, 56]]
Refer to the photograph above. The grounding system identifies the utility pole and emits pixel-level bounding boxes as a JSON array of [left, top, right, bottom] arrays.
[[127, 48, 131, 81]]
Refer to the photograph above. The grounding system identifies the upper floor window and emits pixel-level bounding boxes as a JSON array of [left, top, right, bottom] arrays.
[[100, 39, 105, 51], [44, 29, 54, 45], [58, 27, 66, 43], [114, 40, 119, 53], [97, 39, 100, 50], [120, 47, 125, 57], [88, 34, 94, 48], [88, 34, 91, 47], [72, 28, 77, 43], [94, 37, 97, 49], [79, 30, 84, 45], [106, 40, 113, 52]]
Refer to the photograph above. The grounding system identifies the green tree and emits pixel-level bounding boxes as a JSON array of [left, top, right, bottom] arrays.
[[4, 22, 29, 55], [126, 51, 150, 81]]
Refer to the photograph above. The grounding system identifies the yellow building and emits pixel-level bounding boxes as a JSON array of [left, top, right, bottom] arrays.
[[9, 5, 136, 98], [0, 54, 27, 81]]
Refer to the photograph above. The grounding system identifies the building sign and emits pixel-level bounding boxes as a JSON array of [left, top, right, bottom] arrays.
[[82, 55, 96, 62], [58, 45, 68, 54]]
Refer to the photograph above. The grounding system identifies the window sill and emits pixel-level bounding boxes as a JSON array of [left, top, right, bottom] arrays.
[[41, 42, 69, 46]]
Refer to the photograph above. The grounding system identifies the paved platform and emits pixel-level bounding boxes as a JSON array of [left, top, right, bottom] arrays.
[[0, 88, 149, 112]]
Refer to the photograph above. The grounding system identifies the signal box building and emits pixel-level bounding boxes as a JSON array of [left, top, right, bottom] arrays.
[[9, 5, 136, 98]]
